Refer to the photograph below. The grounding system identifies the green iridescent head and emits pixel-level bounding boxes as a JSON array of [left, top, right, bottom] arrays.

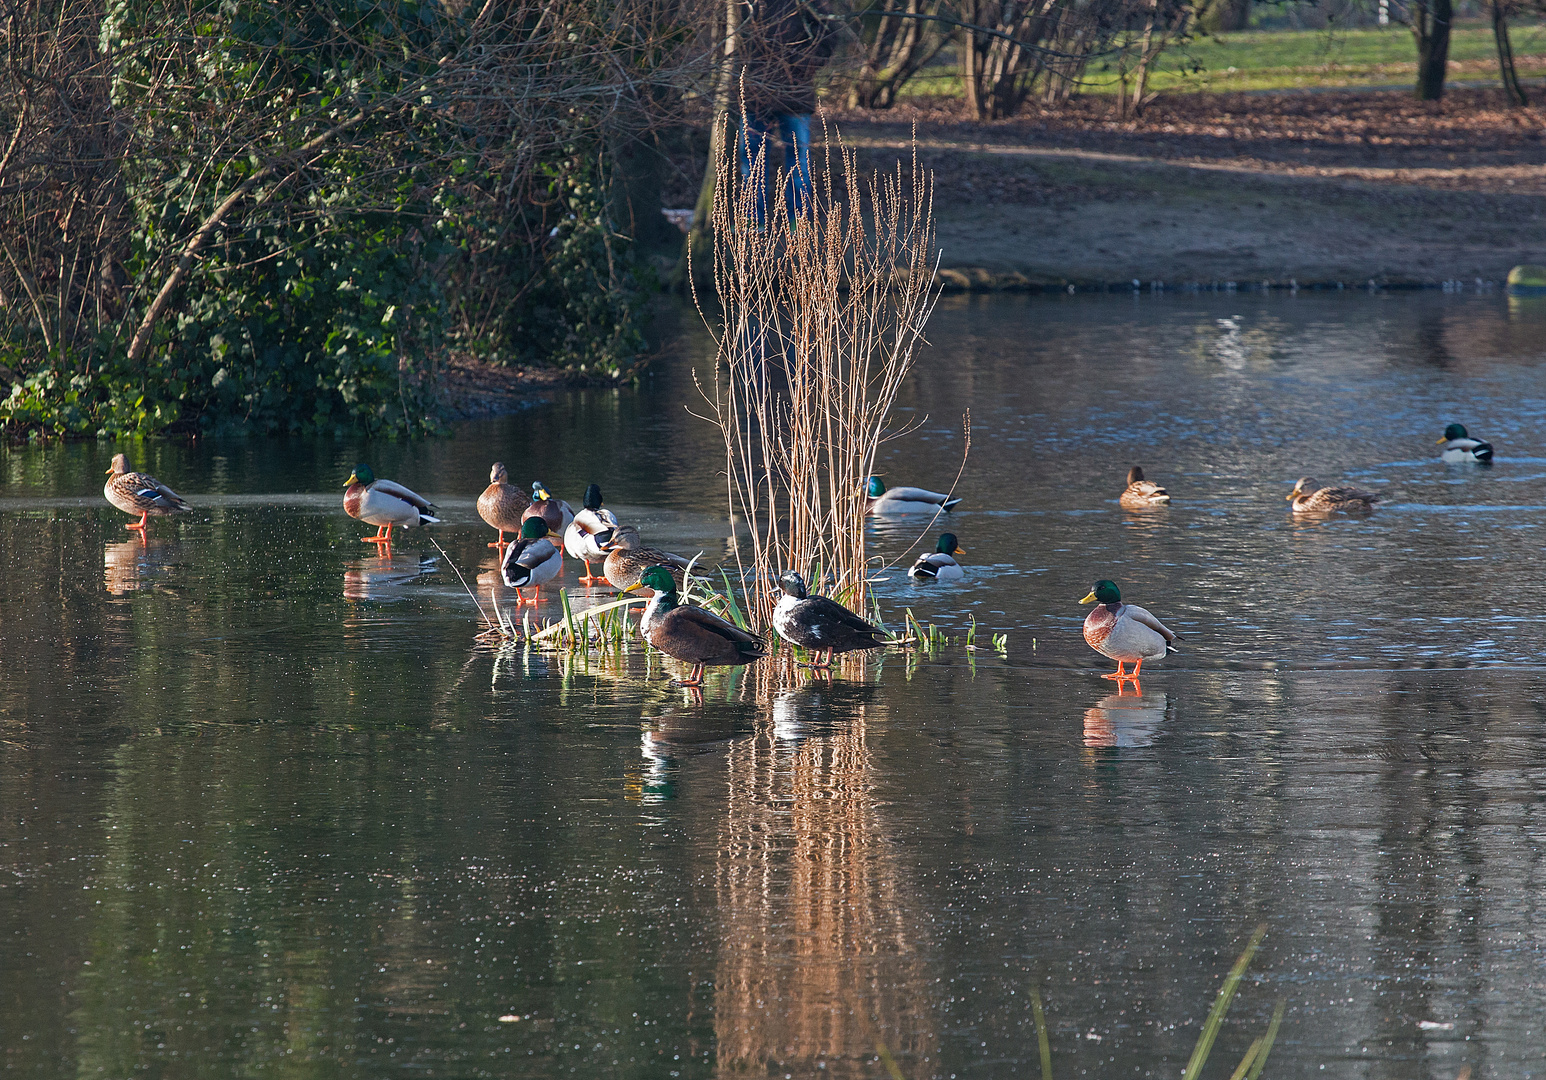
[[1442, 423, 1469, 441], [346, 463, 374, 487], [1079, 580, 1121, 605], [935, 532, 962, 555], [866, 476, 886, 497], [520, 518, 549, 540], [637, 565, 678, 594]]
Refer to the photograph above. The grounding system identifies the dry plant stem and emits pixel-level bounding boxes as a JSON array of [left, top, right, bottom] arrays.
[[695, 117, 940, 628]]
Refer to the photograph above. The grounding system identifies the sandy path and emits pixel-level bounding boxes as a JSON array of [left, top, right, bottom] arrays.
[[829, 89, 1546, 287]]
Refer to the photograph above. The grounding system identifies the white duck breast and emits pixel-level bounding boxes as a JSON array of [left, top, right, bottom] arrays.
[[358, 480, 439, 529], [1441, 438, 1493, 463], [870, 487, 961, 514], [1083, 603, 1176, 663], [501, 537, 561, 589], [565, 507, 620, 562], [908, 552, 964, 581]]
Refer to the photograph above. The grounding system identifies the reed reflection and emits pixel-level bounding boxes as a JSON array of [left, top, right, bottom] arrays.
[[713, 662, 936, 1078]]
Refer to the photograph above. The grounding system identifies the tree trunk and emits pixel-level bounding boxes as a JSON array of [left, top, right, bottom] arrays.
[[1492, 0, 1528, 107], [1411, 0, 1452, 101]]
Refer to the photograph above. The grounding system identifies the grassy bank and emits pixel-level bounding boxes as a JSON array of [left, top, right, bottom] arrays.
[[901, 22, 1546, 96]]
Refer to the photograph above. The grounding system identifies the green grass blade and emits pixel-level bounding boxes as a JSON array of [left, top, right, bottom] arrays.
[[719, 569, 748, 629], [1245, 999, 1286, 1080], [1227, 1037, 1262, 1080], [1181, 924, 1266, 1080], [1031, 990, 1052, 1080], [875, 1041, 905, 1080], [560, 588, 577, 647]]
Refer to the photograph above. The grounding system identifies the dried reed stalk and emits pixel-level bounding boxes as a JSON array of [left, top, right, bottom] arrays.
[[695, 119, 940, 628]]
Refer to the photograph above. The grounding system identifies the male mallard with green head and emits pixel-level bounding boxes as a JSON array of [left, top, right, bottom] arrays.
[[908, 532, 966, 581], [864, 476, 962, 515], [523, 482, 575, 538], [564, 484, 620, 585], [500, 518, 562, 605], [627, 565, 766, 687], [1079, 579, 1179, 682], [772, 570, 888, 667], [104, 453, 191, 535], [478, 463, 530, 547], [1119, 465, 1171, 508], [1287, 477, 1381, 514], [343, 464, 440, 544], [602, 525, 702, 594], [1437, 423, 1493, 463]]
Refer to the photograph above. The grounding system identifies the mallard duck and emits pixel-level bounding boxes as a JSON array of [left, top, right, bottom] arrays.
[[104, 453, 191, 534], [1438, 423, 1494, 463], [564, 484, 620, 585], [865, 476, 962, 515], [478, 463, 530, 547], [500, 518, 562, 605], [1079, 579, 1179, 682], [626, 566, 766, 687], [523, 482, 575, 538], [1119, 465, 1171, 508], [603, 525, 702, 594], [772, 570, 888, 667], [1287, 477, 1382, 514], [343, 463, 440, 543], [908, 532, 965, 581]]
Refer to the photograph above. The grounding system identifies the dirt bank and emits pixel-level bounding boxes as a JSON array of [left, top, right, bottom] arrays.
[[825, 88, 1546, 287]]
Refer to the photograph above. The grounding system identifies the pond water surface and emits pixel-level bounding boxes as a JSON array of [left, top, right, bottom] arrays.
[[4, 291, 1546, 1079]]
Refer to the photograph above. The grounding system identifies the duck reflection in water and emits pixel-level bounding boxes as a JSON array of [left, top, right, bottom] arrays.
[[103, 539, 176, 596], [1083, 686, 1168, 749], [342, 551, 437, 602], [632, 691, 758, 804]]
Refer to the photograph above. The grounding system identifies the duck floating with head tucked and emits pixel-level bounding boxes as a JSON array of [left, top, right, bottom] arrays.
[[908, 533, 965, 581], [500, 518, 562, 605], [103, 453, 191, 535], [773, 570, 888, 668], [343, 464, 439, 544], [865, 476, 961, 515], [627, 566, 766, 687], [1437, 423, 1493, 463], [1287, 477, 1382, 514], [1119, 465, 1171, 508], [1079, 579, 1179, 682], [564, 484, 619, 585], [477, 463, 530, 547]]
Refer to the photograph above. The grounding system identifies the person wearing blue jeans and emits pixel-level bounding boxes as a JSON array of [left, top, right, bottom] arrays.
[[736, 0, 836, 227], [738, 112, 813, 227]]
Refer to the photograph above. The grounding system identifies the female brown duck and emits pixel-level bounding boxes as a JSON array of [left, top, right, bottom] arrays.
[[104, 454, 191, 535]]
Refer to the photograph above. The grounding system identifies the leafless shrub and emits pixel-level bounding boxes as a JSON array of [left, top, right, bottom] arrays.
[[694, 120, 941, 628]]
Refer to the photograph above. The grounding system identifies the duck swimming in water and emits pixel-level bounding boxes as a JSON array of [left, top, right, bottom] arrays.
[[865, 476, 961, 515], [1119, 465, 1171, 508], [908, 533, 966, 581], [1287, 477, 1382, 514], [1079, 579, 1179, 682], [1437, 423, 1493, 463]]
